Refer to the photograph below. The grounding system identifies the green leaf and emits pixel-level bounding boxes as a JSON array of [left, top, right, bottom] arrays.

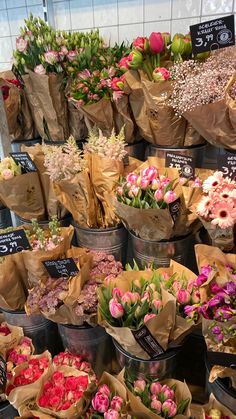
[[177, 398, 190, 414]]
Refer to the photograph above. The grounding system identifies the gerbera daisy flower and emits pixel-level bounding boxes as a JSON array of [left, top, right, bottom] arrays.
[[202, 171, 224, 193], [210, 201, 236, 229], [196, 196, 212, 218]]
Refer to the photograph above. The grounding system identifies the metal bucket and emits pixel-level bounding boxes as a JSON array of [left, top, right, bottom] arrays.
[[11, 138, 42, 152], [125, 140, 147, 161], [145, 142, 207, 168], [0, 401, 18, 418], [113, 339, 179, 380], [72, 223, 128, 264], [1, 309, 62, 356], [0, 206, 12, 229], [129, 231, 193, 268], [206, 358, 236, 414], [202, 143, 226, 169], [58, 324, 114, 377], [13, 214, 72, 228]]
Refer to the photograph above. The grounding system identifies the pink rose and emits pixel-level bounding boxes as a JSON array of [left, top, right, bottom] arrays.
[[176, 289, 191, 304], [161, 384, 175, 400], [154, 189, 163, 201], [162, 399, 177, 418], [67, 50, 78, 62], [98, 384, 110, 397], [149, 32, 164, 54], [153, 67, 170, 82], [2, 169, 14, 180], [144, 313, 156, 323], [34, 64, 46, 75], [133, 379, 146, 393], [151, 397, 162, 412], [150, 381, 162, 395], [110, 395, 123, 411], [126, 173, 138, 185], [104, 409, 119, 419], [112, 288, 123, 298], [109, 298, 124, 318], [16, 36, 28, 52], [92, 392, 109, 413], [142, 166, 158, 181], [164, 190, 177, 204], [44, 50, 59, 64]]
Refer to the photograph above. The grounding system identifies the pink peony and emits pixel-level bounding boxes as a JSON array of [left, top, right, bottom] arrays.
[[150, 381, 162, 395], [16, 36, 28, 52], [2, 169, 14, 180], [98, 384, 110, 397], [144, 313, 156, 323], [133, 379, 146, 393], [162, 399, 177, 417], [153, 67, 170, 82], [142, 166, 158, 181], [34, 64, 46, 75], [104, 409, 119, 419], [44, 50, 59, 64], [151, 397, 162, 412], [149, 32, 164, 54], [67, 50, 78, 62], [110, 395, 123, 411], [109, 298, 124, 318], [92, 392, 109, 413], [164, 190, 177, 204], [176, 289, 191, 304]]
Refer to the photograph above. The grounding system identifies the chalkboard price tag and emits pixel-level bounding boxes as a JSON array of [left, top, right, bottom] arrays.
[[43, 258, 79, 278], [190, 15, 235, 55], [165, 152, 195, 179], [10, 152, 37, 174], [217, 153, 236, 180], [0, 355, 6, 389], [0, 229, 31, 256], [132, 325, 164, 357]]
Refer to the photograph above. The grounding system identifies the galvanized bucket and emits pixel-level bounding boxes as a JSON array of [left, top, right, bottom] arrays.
[[125, 140, 147, 161], [72, 223, 128, 264], [0, 206, 12, 229], [129, 231, 193, 268], [113, 339, 179, 380], [145, 142, 207, 168], [58, 324, 115, 377], [203, 143, 226, 169], [11, 138, 42, 152], [0, 401, 18, 419], [13, 214, 72, 228], [1, 309, 61, 355], [206, 359, 236, 414]]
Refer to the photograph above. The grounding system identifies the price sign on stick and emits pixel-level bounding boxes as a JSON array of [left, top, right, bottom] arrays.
[[0, 230, 31, 256], [43, 258, 79, 278], [190, 15, 235, 55], [165, 152, 195, 179], [217, 153, 236, 180], [10, 152, 37, 174]]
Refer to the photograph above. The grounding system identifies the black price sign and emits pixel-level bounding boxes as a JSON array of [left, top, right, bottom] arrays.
[[0, 229, 31, 256], [217, 153, 236, 180], [10, 152, 37, 174], [165, 152, 195, 179], [190, 15, 235, 55], [132, 325, 164, 357], [0, 355, 6, 389], [169, 198, 181, 222], [43, 258, 79, 278]]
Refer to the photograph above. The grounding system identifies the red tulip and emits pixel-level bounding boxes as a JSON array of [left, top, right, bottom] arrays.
[[149, 32, 164, 54]]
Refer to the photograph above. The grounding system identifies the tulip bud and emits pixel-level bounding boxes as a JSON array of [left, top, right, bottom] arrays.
[[109, 298, 124, 318], [133, 379, 146, 393], [162, 399, 177, 418], [133, 36, 149, 52], [153, 67, 170, 82], [183, 37, 192, 56], [128, 50, 143, 69], [171, 36, 185, 56], [161, 32, 171, 46]]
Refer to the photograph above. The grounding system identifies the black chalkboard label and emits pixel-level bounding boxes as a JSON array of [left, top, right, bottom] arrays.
[[0, 355, 6, 389], [132, 325, 164, 357], [43, 258, 79, 278], [165, 152, 195, 179], [10, 152, 37, 174], [218, 153, 236, 180], [169, 197, 181, 222], [123, 154, 129, 167], [0, 229, 31, 256], [190, 15, 235, 55]]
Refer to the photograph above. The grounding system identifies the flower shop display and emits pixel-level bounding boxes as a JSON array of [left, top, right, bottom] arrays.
[[170, 46, 236, 149]]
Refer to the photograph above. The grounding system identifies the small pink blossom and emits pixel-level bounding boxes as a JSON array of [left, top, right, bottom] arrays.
[[67, 50, 78, 62], [109, 298, 124, 318], [34, 64, 46, 75], [150, 381, 162, 395], [16, 36, 28, 52], [44, 50, 59, 65]]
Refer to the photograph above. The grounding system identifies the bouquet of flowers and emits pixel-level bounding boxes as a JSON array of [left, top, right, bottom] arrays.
[[84, 128, 127, 227], [170, 46, 236, 149], [44, 137, 99, 228], [0, 322, 24, 355], [195, 171, 236, 251], [6, 337, 34, 380], [0, 73, 22, 140], [53, 351, 97, 384], [0, 156, 45, 221], [22, 218, 74, 286], [112, 163, 188, 241], [122, 372, 191, 419], [194, 393, 235, 419], [6, 351, 52, 410]]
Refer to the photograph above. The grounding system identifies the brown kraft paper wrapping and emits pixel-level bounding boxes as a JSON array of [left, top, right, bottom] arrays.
[[202, 317, 236, 354], [0, 172, 46, 220], [112, 95, 135, 143], [21, 89, 37, 140], [7, 351, 52, 410], [0, 254, 27, 311], [195, 244, 236, 276], [99, 270, 176, 359], [68, 101, 88, 139], [88, 154, 124, 227], [0, 323, 24, 352], [81, 97, 114, 136], [0, 78, 22, 141], [199, 218, 234, 252], [22, 225, 74, 286], [22, 74, 45, 138], [209, 365, 236, 389], [202, 393, 236, 419], [53, 170, 98, 227], [22, 144, 68, 219], [184, 72, 236, 149], [184, 121, 205, 146]]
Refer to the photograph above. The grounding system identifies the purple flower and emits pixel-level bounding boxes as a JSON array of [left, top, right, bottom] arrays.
[[211, 326, 221, 335], [198, 304, 210, 319], [216, 333, 224, 342], [210, 282, 223, 294], [214, 306, 233, 321], [201, 265, 212, 277], [208, 295, 223, 308], [225, 281, 236, 296]]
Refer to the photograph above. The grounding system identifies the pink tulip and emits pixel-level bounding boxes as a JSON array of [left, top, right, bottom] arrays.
[[161, 384, 175, 400], [150, 397, 162, 412], [153, 67, 170, 82], [110, 395, 123, 411], [144, 313, 156, 323], [191, 290, 200, 304], [133, 36, 149, 52], [98, 384, 110, 397], [112, 288, 123, 298], [176, 289, 191, 304], [187, 280, 195, 294], [92, 392, 109, 413], [34, 64, 46, 75], [141, 291, 150, 302], [162, 399, 177, 418], [109, 298, 124, 318], [140, 177, 150, 190], [160, 176, 171, 187], [142, 166, 158, 181], [154, 189, 163, 201], [126, 172, 138, 185], [122, 291, 140, 305], [104, 409, 119, 419], [164, 190, 177, 203], [116, 186, 124, 196], [151, 178, 160, 190], [150, 381, 162, 395], [172, 280, 181, 293], [153, 299, 162, 310], [128, 185, 139, 198], [133, 379, 146, 393], [149, 32, 164, 54]]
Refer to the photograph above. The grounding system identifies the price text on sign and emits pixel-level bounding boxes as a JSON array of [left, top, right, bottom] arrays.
[[190, 15, 235, 54], [217, 154, 236, 180], [43, 258, 79, 279], [10, 152, 37, 174], [165, 152, 195, 179], [0, 230, 31, 256]]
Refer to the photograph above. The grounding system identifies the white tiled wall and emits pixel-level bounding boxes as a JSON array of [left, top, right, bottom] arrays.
[[0, 0, 235, 70]]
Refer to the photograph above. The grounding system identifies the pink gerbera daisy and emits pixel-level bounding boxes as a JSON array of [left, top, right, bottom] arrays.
[[202, 171, 224, 193], [210, 201, 236, 229], [196, 196, 212, 218]]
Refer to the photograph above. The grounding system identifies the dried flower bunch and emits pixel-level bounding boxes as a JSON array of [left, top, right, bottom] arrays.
[[84, 128, 127, 161], [26, 277, 68, 315], [169, 47, 236, 115], [43, 136, 86, 182]]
